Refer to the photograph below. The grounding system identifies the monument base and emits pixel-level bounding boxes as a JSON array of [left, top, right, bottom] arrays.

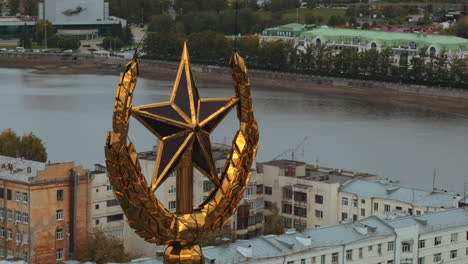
[[164, 244, 204, 264]]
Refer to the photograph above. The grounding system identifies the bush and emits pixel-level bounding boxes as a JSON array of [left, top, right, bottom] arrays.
[[57, 36, 81, 50], [102, 37, 124, 50]]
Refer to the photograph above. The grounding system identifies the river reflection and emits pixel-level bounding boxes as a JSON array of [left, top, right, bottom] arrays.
[[1, 68, 467, 193]]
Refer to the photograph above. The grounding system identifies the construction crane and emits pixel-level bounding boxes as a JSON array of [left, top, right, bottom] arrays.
[[272, 137, 308, 161]]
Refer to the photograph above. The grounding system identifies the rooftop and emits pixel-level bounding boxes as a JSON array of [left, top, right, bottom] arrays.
[[340, 178, 462, 208], [0, 155, 45, 183], [299, 27, 468, 51], [261, 159, 306, 169]]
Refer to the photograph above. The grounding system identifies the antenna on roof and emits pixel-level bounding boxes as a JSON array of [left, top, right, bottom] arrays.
[[315, 156, 319, 168], [432, 168, 437, 191]]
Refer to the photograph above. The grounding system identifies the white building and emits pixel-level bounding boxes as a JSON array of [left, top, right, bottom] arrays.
[[202, 208, 468, 264]]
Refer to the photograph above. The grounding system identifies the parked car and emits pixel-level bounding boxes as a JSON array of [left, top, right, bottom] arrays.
[[0, 48, 7, 52], [15, 47, 25, 52], [64, 49, 73, 54]]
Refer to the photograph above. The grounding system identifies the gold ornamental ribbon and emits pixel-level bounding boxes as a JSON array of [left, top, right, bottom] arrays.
[[105, 52, 259, 246]]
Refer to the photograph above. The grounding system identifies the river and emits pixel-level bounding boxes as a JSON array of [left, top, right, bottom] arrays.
[[1, 68, 467, 194]]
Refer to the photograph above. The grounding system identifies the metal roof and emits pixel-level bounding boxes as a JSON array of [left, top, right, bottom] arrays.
[[0, 155, 45, 183], [340, 178, 462, 208], [299, 27, 468, 51]]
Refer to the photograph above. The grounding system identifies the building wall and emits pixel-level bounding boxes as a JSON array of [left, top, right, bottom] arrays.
[[44, 0, 105, 25]]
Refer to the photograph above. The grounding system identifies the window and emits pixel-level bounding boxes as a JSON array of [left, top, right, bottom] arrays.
[[320, 255, 325, 264], [353, 214, 357, 221], [7, 248, 11, 258], [346, 249, 352, 260], [294, 206, 307, 217], [294, 191, 307, 202], [410, 42, 416, 49], [168, 201, 176, 210], [282, 187, 292, 199], [311, 257, 316, 264], [95, 219, 99, 225], [451, 233, 458, 243], [56, 210, 63, 221], [341, 212, 348, 221], [265, 186, 272, 195], [15, 192, 21, 202], [387, 261, 393, 264], [374, 202, 378, 211], [95, 204, 99, 210], [56, 248, 64, 260], [434, 236, 442, 246], [359, 247, 363, 258], [22, 213, 29, 224], [256, 184, 263, 194], [0, 188, 3, 198], [402, 242, 411, 252], [353, 199, 358, 207], [450, 249, 457, 259], [264, 201, 272, 209], [106, 185, 114, 192], [396, 206, 402, 211], [282, 203, 292, 214], [416, 210, 421, 215], [22, 192, 28, 203], [15, 211, 21, 222], [300, 259, 305, 264], [315, 195, 323, 204], [360, 208, 365, 217], [7, 189, 11, 200], [418, 239, 425, 248], [342, 197, 348, 206], [203, 181, 214, 193], [107, 199, 119, 207], [361, 199, 365, 204], [22, 232, 28, 244], [378, 244, 382, 254], [15, 230, 20, 243], [433, 253, 441, 262], [15, 249, 19, 257], [7, 209, 12, 221], [387, 241, 394, 251], [384, 204, 390, 212], [57, 190, 63, 200], [0, 209, 3, 220], [0, 227, 4, 238], [286, 262, 293, 264], [56, 229, 63, 240], [95, 188, 99, 192], [7, 229, 12, 240], [331, 253, 338, 264], [368, 245, 373, 251], [418, 256, 424, 264], [168, 185, 176, 194], [23, 251, 28, 261], [314, 210, 323, 219], [107, 214, 123, 222]]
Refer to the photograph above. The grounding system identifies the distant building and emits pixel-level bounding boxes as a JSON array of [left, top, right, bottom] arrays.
[[0, 155, 89, 264], [202, 207, 468, 264], [258, 159, 462, 231], [260, 23, 314, 42], [297, 28, 468, 64], [0, 0, 125, 40]]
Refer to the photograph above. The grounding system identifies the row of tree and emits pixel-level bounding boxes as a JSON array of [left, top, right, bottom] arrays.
[[0, 129, 47, 162], [18, 22, 81, 50], [143, 31, 466, 88]]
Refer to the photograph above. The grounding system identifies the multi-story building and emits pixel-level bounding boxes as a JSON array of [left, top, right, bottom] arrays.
[[258, 159, 377, 230], [258, 159, 462, 231], [260, 23, 314, 42], [201, 207, 468, 264], [0, 155, 89, 264], [89, 164, 123, 239], [338, 178, 462, 223]]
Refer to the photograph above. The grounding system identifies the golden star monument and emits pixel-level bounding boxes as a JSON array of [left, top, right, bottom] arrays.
[[105, 43, 259, 263]]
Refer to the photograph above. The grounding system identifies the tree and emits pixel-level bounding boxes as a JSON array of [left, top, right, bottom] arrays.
[[0, 129, 47, 162], [33, 20, 54, 46], [143, 32, 184, 59], [121, 24, 134, 45], [57, 36, 81, 50], [78, 229, 133, 264], [148, 13, 175, 33], [187, 30, 231, 62], [18, 24, 32, 49], [7, 0, 20, 15], [198, 226, 234, 247], [449, 16, 468, 38], [263, 203, 284, 235], [102, 37, 124, 50]]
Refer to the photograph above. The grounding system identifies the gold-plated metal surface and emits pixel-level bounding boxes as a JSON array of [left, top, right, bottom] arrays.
[[105, 44, 259, 264]]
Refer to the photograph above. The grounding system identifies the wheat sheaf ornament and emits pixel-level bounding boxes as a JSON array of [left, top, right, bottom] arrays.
[[105, 43, 259, 263]]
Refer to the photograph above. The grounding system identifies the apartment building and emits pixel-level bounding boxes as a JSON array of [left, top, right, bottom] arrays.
[[338, 178, 462, 223], [0, 155, 89, 264], [89, 164, 123, 239], [258, 159, 377, 230], [201, 208, 468, 264]]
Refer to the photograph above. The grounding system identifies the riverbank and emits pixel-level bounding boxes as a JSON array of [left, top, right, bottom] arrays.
[[1, 53, 468, 117]]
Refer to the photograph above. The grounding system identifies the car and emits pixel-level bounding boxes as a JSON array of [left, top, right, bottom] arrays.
[[15, 47, 25, 52], [42, 49, 49, 53], [0, 48, 7, 52], [64, 49, 73, 54]]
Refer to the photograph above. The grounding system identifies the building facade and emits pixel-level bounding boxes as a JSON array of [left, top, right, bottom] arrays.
[[0, 155, 89, 264], [202, 208, 468, 264]]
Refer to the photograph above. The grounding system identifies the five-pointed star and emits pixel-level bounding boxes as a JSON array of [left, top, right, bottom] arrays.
[[131, 43, 238, 192]]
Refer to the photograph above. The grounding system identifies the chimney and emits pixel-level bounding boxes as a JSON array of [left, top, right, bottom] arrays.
[[27, 167, 31, 173]]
